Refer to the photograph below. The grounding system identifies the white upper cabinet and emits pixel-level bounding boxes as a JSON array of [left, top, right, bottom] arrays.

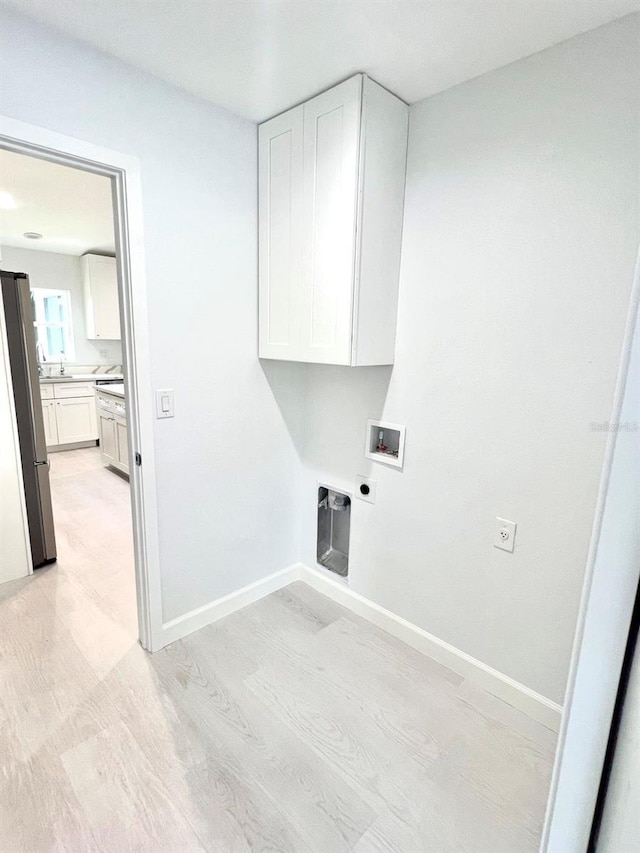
[[81, 254, 121, 340], [258, 105, 304, 360], [259, 75, 408, 366]]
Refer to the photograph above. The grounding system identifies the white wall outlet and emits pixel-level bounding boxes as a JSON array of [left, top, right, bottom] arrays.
[[355, 475, 377, 503], [155, 388, 175, 419], [494, 517, 517, 552]]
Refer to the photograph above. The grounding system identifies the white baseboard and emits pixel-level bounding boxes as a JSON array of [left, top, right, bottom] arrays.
[[301, 564, 563, 732], [157, 560, 562, 732], [159, 563, 301, 647]]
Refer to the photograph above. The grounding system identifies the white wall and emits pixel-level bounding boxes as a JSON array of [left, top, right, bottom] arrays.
[[0, 9, 303, 622], [0, 246, 122, 367], [299, 15, 640, 704], [0, 290, 32, 583]]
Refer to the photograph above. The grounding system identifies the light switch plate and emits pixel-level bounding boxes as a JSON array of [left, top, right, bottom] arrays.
[[494, 517, 517, 552], [155, 388, 174, 419]]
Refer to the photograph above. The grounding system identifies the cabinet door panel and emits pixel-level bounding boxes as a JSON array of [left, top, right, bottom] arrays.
[[41, 400, 58, 446], [55, 397, 98, 444], [115, 417, 129, 474], [93, 256, 120, 339], [258, 105, 304, 359], [99, 412, 117, 465], [301, 76, 361, 364], [83, 255, 120, 340]]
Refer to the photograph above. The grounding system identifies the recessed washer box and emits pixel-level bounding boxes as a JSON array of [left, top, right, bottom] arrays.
[[365, 419, 405, 469], [317, 485, 351, 578]]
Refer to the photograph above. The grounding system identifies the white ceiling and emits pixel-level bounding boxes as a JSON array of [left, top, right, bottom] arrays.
[[0, 149, 115, 256], [5, 0, 640, 121]]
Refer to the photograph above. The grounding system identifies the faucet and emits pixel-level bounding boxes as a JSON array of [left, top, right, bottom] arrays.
[[59, 357, 65, 376]]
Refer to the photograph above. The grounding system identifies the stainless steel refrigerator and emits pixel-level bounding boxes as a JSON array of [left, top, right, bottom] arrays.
[[1, 270, 56, 567]]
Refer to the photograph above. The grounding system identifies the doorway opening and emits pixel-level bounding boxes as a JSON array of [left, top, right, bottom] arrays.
[[1, 148, 137, 639], [0, 120, 161, 652]]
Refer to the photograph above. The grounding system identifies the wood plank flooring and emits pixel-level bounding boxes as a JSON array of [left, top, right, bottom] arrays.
[[0, 447, 556, 851]]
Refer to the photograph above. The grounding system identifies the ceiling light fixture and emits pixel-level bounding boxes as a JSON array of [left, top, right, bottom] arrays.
[[23, 232, 43, 240], [0, 191, 17, 209]]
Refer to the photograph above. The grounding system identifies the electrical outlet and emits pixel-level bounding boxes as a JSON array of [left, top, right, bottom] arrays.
[[99, 348, 109, 359], [494, 517, 517, 553], [355, 475, 376, 503]]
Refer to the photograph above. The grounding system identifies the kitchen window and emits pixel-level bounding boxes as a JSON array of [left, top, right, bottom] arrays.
[[31, 288, 75, 362]]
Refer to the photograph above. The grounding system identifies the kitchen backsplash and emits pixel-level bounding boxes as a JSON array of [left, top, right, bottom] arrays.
[[39, 363, 122, 377]]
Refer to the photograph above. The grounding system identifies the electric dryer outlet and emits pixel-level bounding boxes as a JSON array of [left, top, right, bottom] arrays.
[[355, 475, 377, 504]]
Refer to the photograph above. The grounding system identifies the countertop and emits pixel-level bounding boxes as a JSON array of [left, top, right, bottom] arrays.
[[95, 383, 125, 399], [40, 373, 124, 383]]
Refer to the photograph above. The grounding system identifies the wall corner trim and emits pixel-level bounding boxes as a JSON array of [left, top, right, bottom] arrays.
[[159, 563, 303, 647], [300, 564, 563, 732]]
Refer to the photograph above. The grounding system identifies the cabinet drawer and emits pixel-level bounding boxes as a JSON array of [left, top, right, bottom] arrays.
[[95, 392, 116, 413], [53, 382, 95, 399], [39, 384, 54, 399]]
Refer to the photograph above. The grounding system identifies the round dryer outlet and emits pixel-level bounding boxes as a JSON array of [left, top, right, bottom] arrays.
[[355, 475, 377, 504]]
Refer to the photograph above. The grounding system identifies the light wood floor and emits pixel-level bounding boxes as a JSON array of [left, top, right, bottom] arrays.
[[0, 447, 556, 852]]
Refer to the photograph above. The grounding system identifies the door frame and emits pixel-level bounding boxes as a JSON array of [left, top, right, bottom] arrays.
[[0, 115, 163, 652], [541, 245, 640, 851]]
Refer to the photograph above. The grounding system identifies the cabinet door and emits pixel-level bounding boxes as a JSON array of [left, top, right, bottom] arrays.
[[300, 75, 362, 364], [55, 397, 98, 444], [41, 400, 59, 446], [98, 412, 117, 466], [258, 105, 304, 360], [83, 255, 121, 340], [115, 417, 130, 474]]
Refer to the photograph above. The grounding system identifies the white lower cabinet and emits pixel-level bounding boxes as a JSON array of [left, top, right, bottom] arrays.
[[41, 399, 59, 446], [115, 417, 129, 475], [96, 390, 129, 476], [41, 382, 99, 448], [98, 410, 118, 466], [55, 397, 98, 444]]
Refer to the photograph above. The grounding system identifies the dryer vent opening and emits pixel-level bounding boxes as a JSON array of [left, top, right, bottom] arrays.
[[317, 487, 351, 578]]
